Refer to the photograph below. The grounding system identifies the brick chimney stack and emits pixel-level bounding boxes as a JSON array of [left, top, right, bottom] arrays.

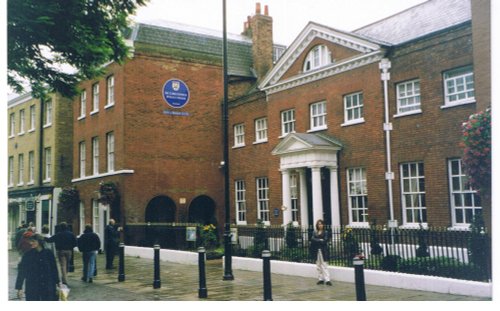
[[242, 3, 273, 82]]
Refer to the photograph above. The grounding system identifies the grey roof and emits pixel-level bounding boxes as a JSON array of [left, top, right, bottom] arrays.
[[354, 0, 471, 45], [294, 133, 343, 148], [131, 20, 254, 77]]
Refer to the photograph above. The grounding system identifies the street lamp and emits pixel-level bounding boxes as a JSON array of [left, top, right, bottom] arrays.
[[222, 0, 234, 281]]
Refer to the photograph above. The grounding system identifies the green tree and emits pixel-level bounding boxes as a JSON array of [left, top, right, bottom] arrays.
[[8, 0, 147, 99]]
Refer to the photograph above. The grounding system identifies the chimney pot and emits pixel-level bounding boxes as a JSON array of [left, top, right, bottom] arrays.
[[256, 3, 261, 14], [264, 5, 269, 16]]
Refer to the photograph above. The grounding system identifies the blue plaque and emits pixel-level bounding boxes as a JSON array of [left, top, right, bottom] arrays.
[[162, 79, 190, 108]]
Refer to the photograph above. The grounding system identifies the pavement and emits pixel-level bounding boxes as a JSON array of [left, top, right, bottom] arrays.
[[7, 250, 491, 301]]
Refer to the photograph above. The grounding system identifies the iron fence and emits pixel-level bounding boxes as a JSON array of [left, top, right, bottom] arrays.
[[123, 223, 491, 282]]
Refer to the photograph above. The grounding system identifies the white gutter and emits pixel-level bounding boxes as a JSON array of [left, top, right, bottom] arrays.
[[379, 59, 396, 226]]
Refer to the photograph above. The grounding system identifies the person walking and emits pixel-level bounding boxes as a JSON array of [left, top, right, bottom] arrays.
[[104, 219, 122, 269], [15, 234, 60, 301], [77, 224, 101, 283], [46, 222, 77, 285], [310, 219, 332, 286], [40, 224, 56, 256]]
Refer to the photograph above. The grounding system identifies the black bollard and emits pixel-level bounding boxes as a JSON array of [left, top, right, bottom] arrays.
[[198, 247, 208, 298], [118, 243, 125, 282], [262, 250, 272, 301], [153, 244, 161, 289], [353, 257, 367, 301]]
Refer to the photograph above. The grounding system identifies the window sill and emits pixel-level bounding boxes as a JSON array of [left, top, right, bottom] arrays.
[[90, 110, 99, 115], [394, 109, 422, 118], [43, 178, 51, 183], [279, 132, 295, 139], [447, 226, 471, 232], [341, 118, 365, 127], [77, 115, 86, 121], [399, 223, 428, 230], [71, 169, 134, 183], [17, 182, 24, 187], [28, 129, 35, 133], [253, 140, 268, 145], [440, 99, 475, 109], [104, 103, 115, 109], [18, 131, 25, 136], [9, 135, 15, 139], [8, 184, 14, 189], [43, 123, 52, 129], [232, 145, 245, 149], [26, 182, 34, 186], [346, 223, 370, 229], [307, 126, 327, 133]]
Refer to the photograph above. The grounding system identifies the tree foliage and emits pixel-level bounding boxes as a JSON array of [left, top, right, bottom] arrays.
[[8, 0, 147, 99], [460, 109, 491, 197]]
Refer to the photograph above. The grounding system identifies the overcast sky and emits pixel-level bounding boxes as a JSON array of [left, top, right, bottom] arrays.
[[133, 0, 427, 46]]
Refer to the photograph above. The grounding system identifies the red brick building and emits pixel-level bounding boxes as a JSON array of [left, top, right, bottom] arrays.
[[70, 0, 490, 241], [229, 0, 490, 230]]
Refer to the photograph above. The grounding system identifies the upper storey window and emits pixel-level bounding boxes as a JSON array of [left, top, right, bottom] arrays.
[[303, 45, 331, 72], [443, 66, 475, 107]]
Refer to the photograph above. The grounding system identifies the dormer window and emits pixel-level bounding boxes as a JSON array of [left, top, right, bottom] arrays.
[[303, 45, 331, 72]]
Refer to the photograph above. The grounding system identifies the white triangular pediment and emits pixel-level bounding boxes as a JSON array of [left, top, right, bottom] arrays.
[[259, 22, 384, 94], [272, 133, 342, 156]]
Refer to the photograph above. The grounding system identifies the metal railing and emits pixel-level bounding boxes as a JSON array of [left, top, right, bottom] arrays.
[[123, 223, 491, 282]]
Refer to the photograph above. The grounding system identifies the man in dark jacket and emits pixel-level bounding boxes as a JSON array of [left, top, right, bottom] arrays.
[[77, 224, 101, 283], [46, 222, 77, 284], [104, 219, 121, 269]]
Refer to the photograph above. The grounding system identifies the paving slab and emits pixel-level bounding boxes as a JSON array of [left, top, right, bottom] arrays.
[[8, 250, 490, 301]]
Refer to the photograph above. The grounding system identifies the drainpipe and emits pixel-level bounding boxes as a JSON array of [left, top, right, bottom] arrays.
[[379, 59, 396, 229], [38, 97, 45, 187]]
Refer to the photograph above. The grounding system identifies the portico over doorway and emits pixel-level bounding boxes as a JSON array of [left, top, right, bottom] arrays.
[[272, 133, 342, 228]]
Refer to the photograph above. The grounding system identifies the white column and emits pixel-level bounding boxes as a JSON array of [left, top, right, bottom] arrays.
[[281, 169, 292, 226], [299, 169, 309, 228], [329, 166, 341, 227], [311, 166, 323, 226]]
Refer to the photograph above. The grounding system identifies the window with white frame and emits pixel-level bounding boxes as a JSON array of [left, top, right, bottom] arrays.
[[400, 162, 426, 224], [443, 66, 475, 107], [8, 156, 14, 186], [290, 173, 299, 222], [106, 75, 115, 107], [281, 109, 295, 136], [44, 100, 52, 126], [28, 151, 34, 183], [396, 79, 421, 114], [92, 83, 100, 113], [9, 113, 15, 137], [233, 124, 245, 147], [79, 202, 86, 234], [106, 132, 115, 172], [256, 177, 270, 223], [19, 109, 25, 134], [235, 180, 247, 224], [79, 90, 87, 118], [79, 141, 86, 178], [448, 159, 482, 226], [44, 147, 52, 182], [18, 154, 24, 185], [310, 101, 327, 131], [344, 92, 364, 124], [303, 45, 331, 72], [347, 167, 368, 224], [29, 105, 36, 131], [92, 199, 100, 234], [254, 118, 268, 143], [92, 137, 99, 175]]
